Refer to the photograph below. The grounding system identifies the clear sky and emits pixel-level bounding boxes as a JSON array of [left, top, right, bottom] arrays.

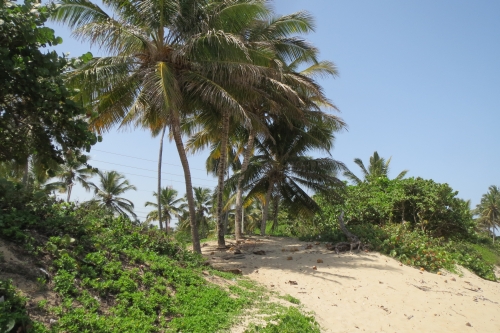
[[46, 0, 500, 223]]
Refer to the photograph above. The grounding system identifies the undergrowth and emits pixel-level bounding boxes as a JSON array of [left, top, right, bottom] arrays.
[[298, 223, 498, 281], [0, 180, 319, 332]]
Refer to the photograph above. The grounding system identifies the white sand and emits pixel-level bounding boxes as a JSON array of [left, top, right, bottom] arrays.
[[203, 236, 500, 333]]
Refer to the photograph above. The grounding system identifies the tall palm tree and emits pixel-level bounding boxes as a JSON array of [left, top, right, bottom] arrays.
[[145, 187, 184, 232], [53, 0, 277, 253], [45, 153, 96, 201], [475, 185, 500, 243], [88, 170, 137, 219], [239, 114, 346, 235], [343, 151, 408, 185]]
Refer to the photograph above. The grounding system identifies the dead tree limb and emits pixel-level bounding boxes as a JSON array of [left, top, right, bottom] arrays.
[[329, 211, 363, 253]]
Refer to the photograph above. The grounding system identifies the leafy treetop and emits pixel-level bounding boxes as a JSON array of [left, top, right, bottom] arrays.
[[0, 1, 97, 169]]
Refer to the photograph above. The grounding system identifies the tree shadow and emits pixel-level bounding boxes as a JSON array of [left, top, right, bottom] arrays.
[[203, 236, 403, 286]]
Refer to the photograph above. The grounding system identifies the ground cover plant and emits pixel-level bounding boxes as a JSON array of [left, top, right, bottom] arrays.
[[0, 179, 318, 332]]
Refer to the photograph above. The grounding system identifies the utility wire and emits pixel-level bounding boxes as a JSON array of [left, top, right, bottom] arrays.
[[92, 159, 217, 183], [92, 149, 209, 172], [95, 167, 216, 189]]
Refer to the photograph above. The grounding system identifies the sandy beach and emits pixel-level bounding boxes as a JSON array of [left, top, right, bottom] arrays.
[[203, 236, 500, 333]]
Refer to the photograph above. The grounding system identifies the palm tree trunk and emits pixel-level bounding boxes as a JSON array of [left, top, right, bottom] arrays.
[[260, 180, 274, 235], [157, 125, 167, 231], [223, 169, 230, 235], [216, 110, 230, 249], [67, 184, 73, 202], [271, 195, 279, 232], [235, 130, 255, 240], [170, 116, 201, 253]]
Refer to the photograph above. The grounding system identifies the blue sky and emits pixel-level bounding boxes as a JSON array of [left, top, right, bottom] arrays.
[[46, 0, 500, 222]]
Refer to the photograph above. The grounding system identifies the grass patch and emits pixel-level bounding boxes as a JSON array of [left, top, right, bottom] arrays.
[[281, 294, 300, 305], [470, 244, 500, 266], [244, 306, 320, 333]]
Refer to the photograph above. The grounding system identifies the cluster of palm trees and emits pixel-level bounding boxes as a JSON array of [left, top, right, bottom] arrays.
[[51, 0, 347, 252], [0, 152, 139, 218]]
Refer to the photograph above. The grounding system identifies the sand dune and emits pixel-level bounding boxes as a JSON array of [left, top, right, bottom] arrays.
[[204, 236, 500, 333]]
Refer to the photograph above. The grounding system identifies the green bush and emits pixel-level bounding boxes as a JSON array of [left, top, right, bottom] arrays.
[[0, 279, 32, 332], [312, 177, 475, 239]]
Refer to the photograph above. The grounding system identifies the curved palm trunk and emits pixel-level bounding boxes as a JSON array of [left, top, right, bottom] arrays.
[[260, 179, 274, 235], [234, 130, 255, 240], [170, 116, 201, 253], [216, 110, 230, 249], [157, 125, 167, 231]]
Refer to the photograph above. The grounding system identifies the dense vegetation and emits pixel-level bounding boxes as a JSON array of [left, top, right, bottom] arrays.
[[273, 176, 499, 281], [0, 180, 320, 332], [0, 1, 97, 170]]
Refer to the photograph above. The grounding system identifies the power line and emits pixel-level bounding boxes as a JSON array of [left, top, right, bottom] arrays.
[[95, 167, 216, 189], [92, 159, 217, 183], [92, 149, 209, 172]]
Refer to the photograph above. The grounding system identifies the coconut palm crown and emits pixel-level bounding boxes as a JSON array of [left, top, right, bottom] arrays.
[[343, 151, 408, 185], [88, 170, 137, 219], [145, 187, 185, 231], [474, 185, 500, 243]]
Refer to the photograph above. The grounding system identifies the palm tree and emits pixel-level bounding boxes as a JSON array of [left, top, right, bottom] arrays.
[[475, 185, 500, 243], [177, 187, 213, 238], [53, 0, 279, 253], [88, 170, 137, 219], [193, 187, 213, 238], [343, 151, 408, 185], [45, 153, 96, 201], [145, 187, 184, 232], [239, 114, 346, 235], [184, 11, 339, 242]]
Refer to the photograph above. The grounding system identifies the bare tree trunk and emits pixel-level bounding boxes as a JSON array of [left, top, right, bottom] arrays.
[[216, 110, 230, 249], [157, 125, 167, 231], [260, 180, 274, 236], [170, 116, 201, 253], [234, 130, 255, 240]]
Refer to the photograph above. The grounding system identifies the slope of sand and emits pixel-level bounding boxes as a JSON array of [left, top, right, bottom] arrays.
[[203, 236, 500, 333]]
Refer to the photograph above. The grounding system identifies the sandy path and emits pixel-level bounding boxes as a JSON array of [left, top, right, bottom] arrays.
[[203, 236, 500, 333]]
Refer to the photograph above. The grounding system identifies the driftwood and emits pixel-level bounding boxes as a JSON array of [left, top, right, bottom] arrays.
[[328, 211, 365, 253]]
